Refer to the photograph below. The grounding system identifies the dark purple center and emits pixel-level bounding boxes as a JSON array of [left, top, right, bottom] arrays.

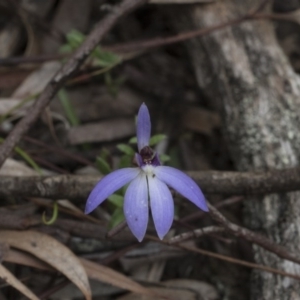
[[140, 146, 155, 164]]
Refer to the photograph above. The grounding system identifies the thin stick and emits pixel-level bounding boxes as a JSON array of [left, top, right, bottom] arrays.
[[208, 204, 300, 265], [146, 235, 300, 282], [181, 196, 243, 223], [169, 226, 225, 244], [0, 0, 148, 168], [107, 0, 270, 53]]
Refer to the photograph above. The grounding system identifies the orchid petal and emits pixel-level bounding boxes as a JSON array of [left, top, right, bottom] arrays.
[[85, 168, 140, 214], [155, 166, 208, 211], [148, 176, 174, 240], [135, 153, 143, 168], [124, 173, 149, 241], [151, 152, 161, 166], [137, 103, 151, 151]]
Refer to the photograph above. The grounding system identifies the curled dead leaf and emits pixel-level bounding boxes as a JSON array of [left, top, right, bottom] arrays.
[[0, 230, 91, 300], [4, 248, 157, 298]]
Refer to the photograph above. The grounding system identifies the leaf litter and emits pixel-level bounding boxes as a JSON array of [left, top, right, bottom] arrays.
[[0, 0, 289, 299]]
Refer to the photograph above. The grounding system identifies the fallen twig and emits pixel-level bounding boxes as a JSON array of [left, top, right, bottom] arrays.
[[180, 196, 243, 223], [2, 167, 300, 198], [171, 202, 300, 266], [147, 235, 300, 282], [168, 226, 225, 244], [207, 204, 300, 265]]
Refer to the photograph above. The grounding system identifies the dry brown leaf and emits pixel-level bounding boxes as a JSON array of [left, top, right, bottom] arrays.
[[150, 0, 216, 3], [0, 230, 91, 300], [117, 279, 219, 300], [117, 286, 194, 300], [80, 258, 156, 298], [68, 118, 135, 145], [57, 199, 84, 214], [12, 61, 61, 99], [4, 249, 155, 297], [0, 158, 38, 176], [164, 279, 219, 300], [50, 86, 142, 123], [5, 249, 53, 271], [0, 98, 26, 115], [50, 279, 122, 299], [0, 263, 39, 300]]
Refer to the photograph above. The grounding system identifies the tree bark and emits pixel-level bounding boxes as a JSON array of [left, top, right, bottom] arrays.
[[170, 1, 300, 299]]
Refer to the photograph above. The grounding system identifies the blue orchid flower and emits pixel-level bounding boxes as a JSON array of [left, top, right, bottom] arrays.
[[85, 103, 208, 241]]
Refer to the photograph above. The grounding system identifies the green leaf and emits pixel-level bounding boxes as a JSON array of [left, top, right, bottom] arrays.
[[117, 144, 135, 156], [60, 30, 85, 53], [159, 154, 170, 163], [99, 148, 110, 160], [42, 201, 58, 225], [59, 44, 73, 53], [168, 146, 181, 168], [94, 48, 121, 68], [0, 137, 41, 174], [128, 137, 137, 144], [60, 30, 121, 73], [104, 73, 125, 98], [149, 134, 166, 146], [118, 155, 132, 168], [66, 30, 85, 49], [14, 147, 42, 174], [58, 89, 80, 126], [96, 156, 111, 175], [109, 207, 125, 229], [108, 194, 124, 208]]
